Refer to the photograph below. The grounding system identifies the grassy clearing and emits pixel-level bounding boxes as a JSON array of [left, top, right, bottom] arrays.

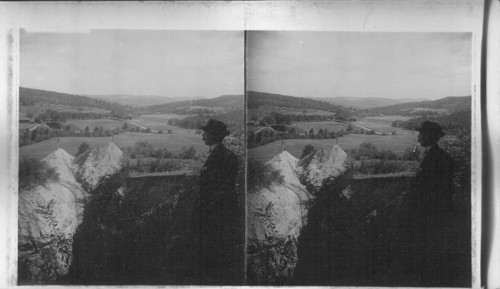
[[249, 107, 335, 119], [130, 116, 192, 134], [19, 132, 206, 160], [19, 123, 36, 130], [248, 133, 420, 163], [290, 121, 348, 133], [138, 114, 187, 120], [363, 115, 413, 122], [65, 119, 124, 130]]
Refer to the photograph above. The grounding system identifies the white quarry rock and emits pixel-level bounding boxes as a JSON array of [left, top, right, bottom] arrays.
[[248, 151, 310, 241], [248, 145, 350, 282], [75, 143, 123, 190], [18, 144, 124, 283], [299, 145, 349, 192]]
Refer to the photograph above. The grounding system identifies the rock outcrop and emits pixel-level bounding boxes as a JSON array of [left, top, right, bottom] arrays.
[[247, 145, 350, 284], [75, 143, 123, 190], [18, 144, 123, 284]]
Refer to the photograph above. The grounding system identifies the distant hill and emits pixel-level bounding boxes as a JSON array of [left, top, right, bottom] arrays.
[[88, 94, 190, 107], [368, 96, 471, 115], [247, 91, 352, 116], [316, 96, 430, 109], [20, 87, 132, 113], [142, 94, 244, 114]]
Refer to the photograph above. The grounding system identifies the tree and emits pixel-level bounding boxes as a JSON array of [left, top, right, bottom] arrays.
[[301, 144, 316, 159], [308, 128, 315, 139], [347, 123, 353, 131], [84, 126, 91, 137], [77, 142, 90, 156], [358, 142, 378, 159]]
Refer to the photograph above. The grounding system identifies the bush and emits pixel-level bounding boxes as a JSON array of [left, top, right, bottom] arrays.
[[301, 145, 316, 159], [247, 161, 284, 193], [149, 159, 184, 173], [358, 142, 378, 158], [178, 146, 197, 159], [356, 159, 406, 175], [76, 142, 90, 156], [19, 158, 59, 190], [402, 146, 422, 161]]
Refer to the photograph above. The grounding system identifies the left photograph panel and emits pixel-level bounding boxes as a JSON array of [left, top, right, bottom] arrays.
[[17, 29, 245, 285]]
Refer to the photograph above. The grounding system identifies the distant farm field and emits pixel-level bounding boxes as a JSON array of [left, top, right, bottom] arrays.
[[139, 114, 187, 120], [19, 132, 205, 160], [130, 115, 192, 134], [363, 115, 413, 122], [18, 123, 36, 130], [291, 121, 348, 133], [65, 119, 124, 131], [354, 116, 413, 134], [248, 133, 420, 163]]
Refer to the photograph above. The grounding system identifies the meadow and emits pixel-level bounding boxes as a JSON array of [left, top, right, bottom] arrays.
[[129, 115, 192, 134], [354, 116, 411, 134], [65, 119, 124, 131], [290, 121, 348, 133], [248, 133, 420, 163], [19, 131, 206, 160]]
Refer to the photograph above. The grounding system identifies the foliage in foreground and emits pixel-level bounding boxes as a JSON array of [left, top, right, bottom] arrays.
[[247, 161, 284, 194], [19, 158, 59, 190]]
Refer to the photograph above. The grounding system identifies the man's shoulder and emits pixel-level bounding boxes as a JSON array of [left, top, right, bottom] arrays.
[[213, 144, 238, 160], [430, 145, 453, 162]]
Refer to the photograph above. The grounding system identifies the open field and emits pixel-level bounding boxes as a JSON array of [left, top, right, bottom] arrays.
[[354, 116, 414, 135], [65, 119, 124, 131], [19, 123, 36, 130], [130, 115, 193, 134], [362, 115, 413, 122], [138, 114, 187, 120], [408, 107, 449, 114], [187, 106, 225, 112], [249, 107, 336, 120], [19, 132, 206, 161], [290, 121, 348, 133], [248, 133, 420, 163]]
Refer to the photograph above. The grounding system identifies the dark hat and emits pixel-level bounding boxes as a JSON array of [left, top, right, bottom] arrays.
[[200, 119, 231, 138], [415, 121, 445, 137]]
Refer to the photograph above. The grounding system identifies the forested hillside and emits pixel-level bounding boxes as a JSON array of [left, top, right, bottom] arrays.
[[247, 91, 353, 117], [20, 87, 132, 114], [368, 96, 471, 115], [141, 94, 243, 114]]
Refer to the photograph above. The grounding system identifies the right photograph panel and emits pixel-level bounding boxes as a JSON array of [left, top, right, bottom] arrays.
[[245, 31, 472, 287]]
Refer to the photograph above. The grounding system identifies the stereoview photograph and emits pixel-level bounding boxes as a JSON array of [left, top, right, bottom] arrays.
[[246, 31, 472, 287], [17, 29, 245, 285]]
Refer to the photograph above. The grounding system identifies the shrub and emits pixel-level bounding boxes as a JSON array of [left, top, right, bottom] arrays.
[[356, 159, 406, 175], [402, 146, 421, 161], [301, 144, 315, 159], [76, 142, 90, 156], [149, 159, 184, 172], [178, 146, 197, 159], [358, 142, 378, 158], [19, 158, 59, 190]]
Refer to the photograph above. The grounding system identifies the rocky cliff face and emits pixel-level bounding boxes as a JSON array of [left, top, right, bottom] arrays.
[[18, 143, 123, 284], [247, 145, 350, 284]]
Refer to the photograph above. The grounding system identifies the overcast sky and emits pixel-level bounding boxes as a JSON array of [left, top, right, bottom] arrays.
[[247, 31, 471, 100], [20, 30, 244, 98]]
